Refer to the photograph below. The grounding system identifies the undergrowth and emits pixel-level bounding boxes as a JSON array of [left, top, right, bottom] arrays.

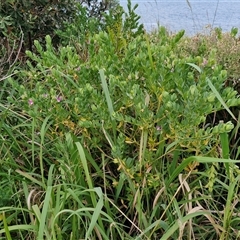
[[0, 1, 240, 239]]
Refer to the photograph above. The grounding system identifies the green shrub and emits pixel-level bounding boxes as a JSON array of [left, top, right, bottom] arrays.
[[0, 0, 119, 50], [0, 0, 80, 47], [179, 27, 240, 154], [8, 0, 240, 192], [1, 2, 240, 238]]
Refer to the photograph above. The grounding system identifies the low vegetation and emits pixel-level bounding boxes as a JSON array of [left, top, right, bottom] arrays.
[[0, 0, 240, 239]]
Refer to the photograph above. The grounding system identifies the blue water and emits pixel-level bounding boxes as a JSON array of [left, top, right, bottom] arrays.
[[120, 0, 240, 35]]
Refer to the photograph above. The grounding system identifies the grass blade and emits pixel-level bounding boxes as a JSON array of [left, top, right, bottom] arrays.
[[160, 211, 210, 240], [0, 224, 37, 234], [16, 170, 45, 188], [75, 142, 104, 230], [99, 69, 117, 141], [99, 69, 114, 118], [86, 188, 104, 239], [2, 212, 12, 240], [37, 186, 53, 240], [221, 175, 240, 240], [206, 77, 236, 121], [166, 156, 240, 188]]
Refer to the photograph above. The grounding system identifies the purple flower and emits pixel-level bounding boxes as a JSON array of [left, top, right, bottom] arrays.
[[156, 125, 162, 131], [28, 99, 34, 106], [56, 96, 63, 102]]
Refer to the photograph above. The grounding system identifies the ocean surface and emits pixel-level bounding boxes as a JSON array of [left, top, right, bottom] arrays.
[[119, 0, 240, 35]]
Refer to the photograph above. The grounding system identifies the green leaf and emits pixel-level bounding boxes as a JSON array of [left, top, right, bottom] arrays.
[[206, 77, 237, 121], [160, 211, 210, 240], [186, 62, 202, 73], [166, 156, 240, 188]]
